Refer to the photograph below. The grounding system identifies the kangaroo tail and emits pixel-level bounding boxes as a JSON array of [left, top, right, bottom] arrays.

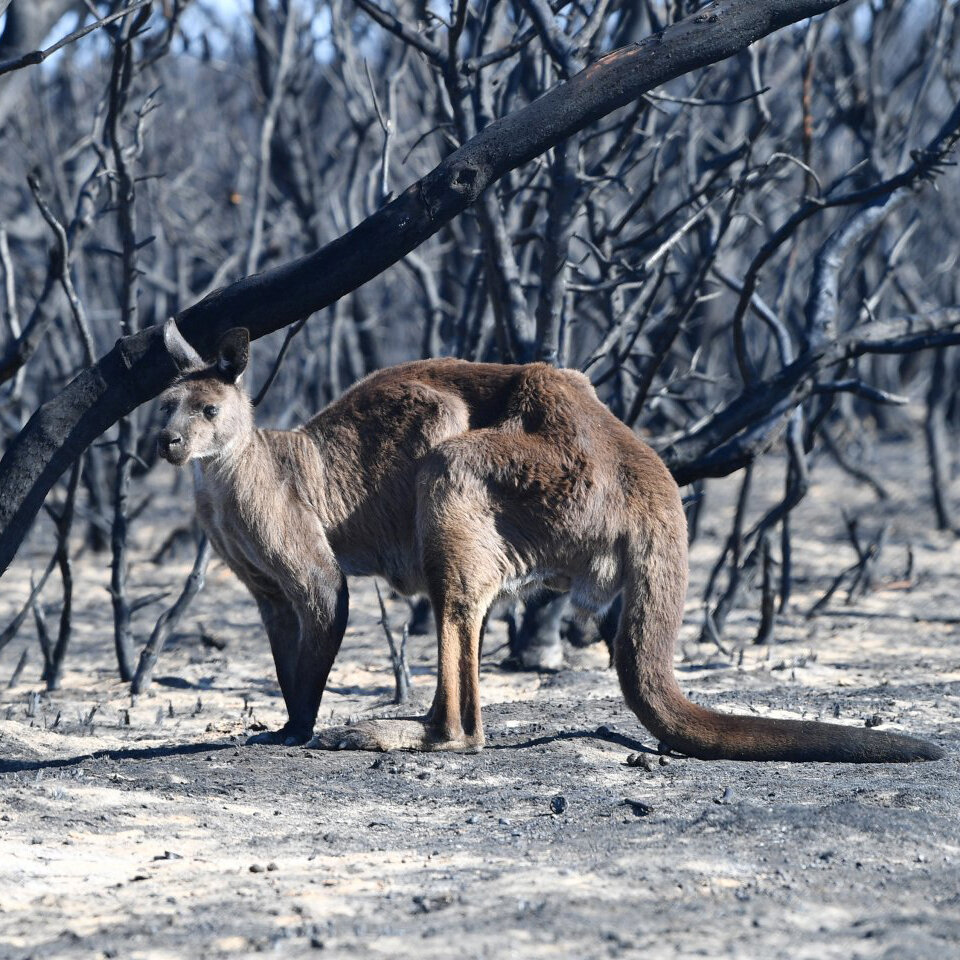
[[615, 500, 943, 763]]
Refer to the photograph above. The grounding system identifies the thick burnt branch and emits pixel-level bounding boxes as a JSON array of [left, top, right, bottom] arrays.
[[663, 311, 960, 486]]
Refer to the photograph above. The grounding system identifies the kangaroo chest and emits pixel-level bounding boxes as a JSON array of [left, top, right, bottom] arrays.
[[193, 463, 311, 594]]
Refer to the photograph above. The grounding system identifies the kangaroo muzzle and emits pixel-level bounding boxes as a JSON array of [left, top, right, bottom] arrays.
[[158, 428, 187, 465]]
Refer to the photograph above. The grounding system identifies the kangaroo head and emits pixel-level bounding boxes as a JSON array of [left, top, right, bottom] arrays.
[[157, 319, 253, 467]]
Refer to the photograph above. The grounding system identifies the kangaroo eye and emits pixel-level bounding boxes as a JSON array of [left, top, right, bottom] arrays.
[[203, 404, 219, 420]]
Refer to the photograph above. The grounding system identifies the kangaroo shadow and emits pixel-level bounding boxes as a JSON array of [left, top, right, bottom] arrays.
[[1, 726, 660, 774], [490, 726, 655, 754], [0, 738, 238, 775]]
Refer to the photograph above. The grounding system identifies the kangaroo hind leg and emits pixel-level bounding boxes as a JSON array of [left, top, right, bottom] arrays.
[[310, 550, 499, 752], [311, 469, 503, 752]]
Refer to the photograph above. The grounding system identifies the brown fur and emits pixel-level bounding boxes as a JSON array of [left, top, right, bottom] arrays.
[[156, 321, 943, 761]]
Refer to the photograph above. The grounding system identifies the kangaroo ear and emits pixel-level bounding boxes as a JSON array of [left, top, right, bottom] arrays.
[[163, 318, 204, 373], [216, 328, 250, 383]]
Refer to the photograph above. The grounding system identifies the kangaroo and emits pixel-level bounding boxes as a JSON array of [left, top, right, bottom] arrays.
[[156, 320, 943, 762]]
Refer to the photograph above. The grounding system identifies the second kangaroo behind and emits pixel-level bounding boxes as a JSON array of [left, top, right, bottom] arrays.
[[156, 321, 943, 763]]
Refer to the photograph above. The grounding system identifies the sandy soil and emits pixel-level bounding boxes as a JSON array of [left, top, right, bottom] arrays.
[[1, 437, 958, 959]]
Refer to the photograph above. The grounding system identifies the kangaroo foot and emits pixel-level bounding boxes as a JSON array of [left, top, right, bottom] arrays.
[[246, 723, 313, 747], [307, 719, 484, 753]]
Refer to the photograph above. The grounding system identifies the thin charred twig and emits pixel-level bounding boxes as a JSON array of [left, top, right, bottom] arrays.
[[899, 546, 915, 587], [103, 9, 158, 683], [374, 580, 411, 704], [779, 512, 792, 613], [403, 251, 445, 359], [0, 223, 17, 337], [0, 0, 153, 78], [846, 523, 888, 602], [461, 0, 574, 75], [807, 559, 857, 619], [0, 221, 24, 394], [0, 556, 57, 657], [353, 0, 444, 66], [109, 412, 138, 682], [701, 607, 732, 658], [30, 585, 52, 672], [535, 137, 581, 367], [246, 0, 297, 276], [0, 248, 58, 392], [458, 23, 534, 362], [812, 380, 909, 405], [705, 411, 808, 642], [105, 14, 141, 339], [252, 316, 308, 408], [364, 48, 407, 207], [924, 347, 956, 532], [3, 147, 108, 391], [702, 463, 753, 616], [820, 426, 890, 500], [627, 165, 747, 424], [716, 246, 810, 624], [686, 481, 706, 545], [754, 534, 776, 645], [520, 0, 582, 79], [131, 538, 212, 695], [806, 521, 887, 617], [7, 647, 29, 688], [843, 513, 865, 563], [41, 459, 83, 690], [150, 526, 194, 564], [129, 591, 171, 614], [26, 172, 96, 364], [800, 18, 821, 195], [644, 86, 771, 108]]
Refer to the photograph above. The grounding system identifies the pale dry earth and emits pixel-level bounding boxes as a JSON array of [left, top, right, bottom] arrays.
[[0, 436, 958, 959]]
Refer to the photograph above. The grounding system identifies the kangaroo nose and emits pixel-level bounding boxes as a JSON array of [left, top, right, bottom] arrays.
[[158, 429, 183, 452]]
